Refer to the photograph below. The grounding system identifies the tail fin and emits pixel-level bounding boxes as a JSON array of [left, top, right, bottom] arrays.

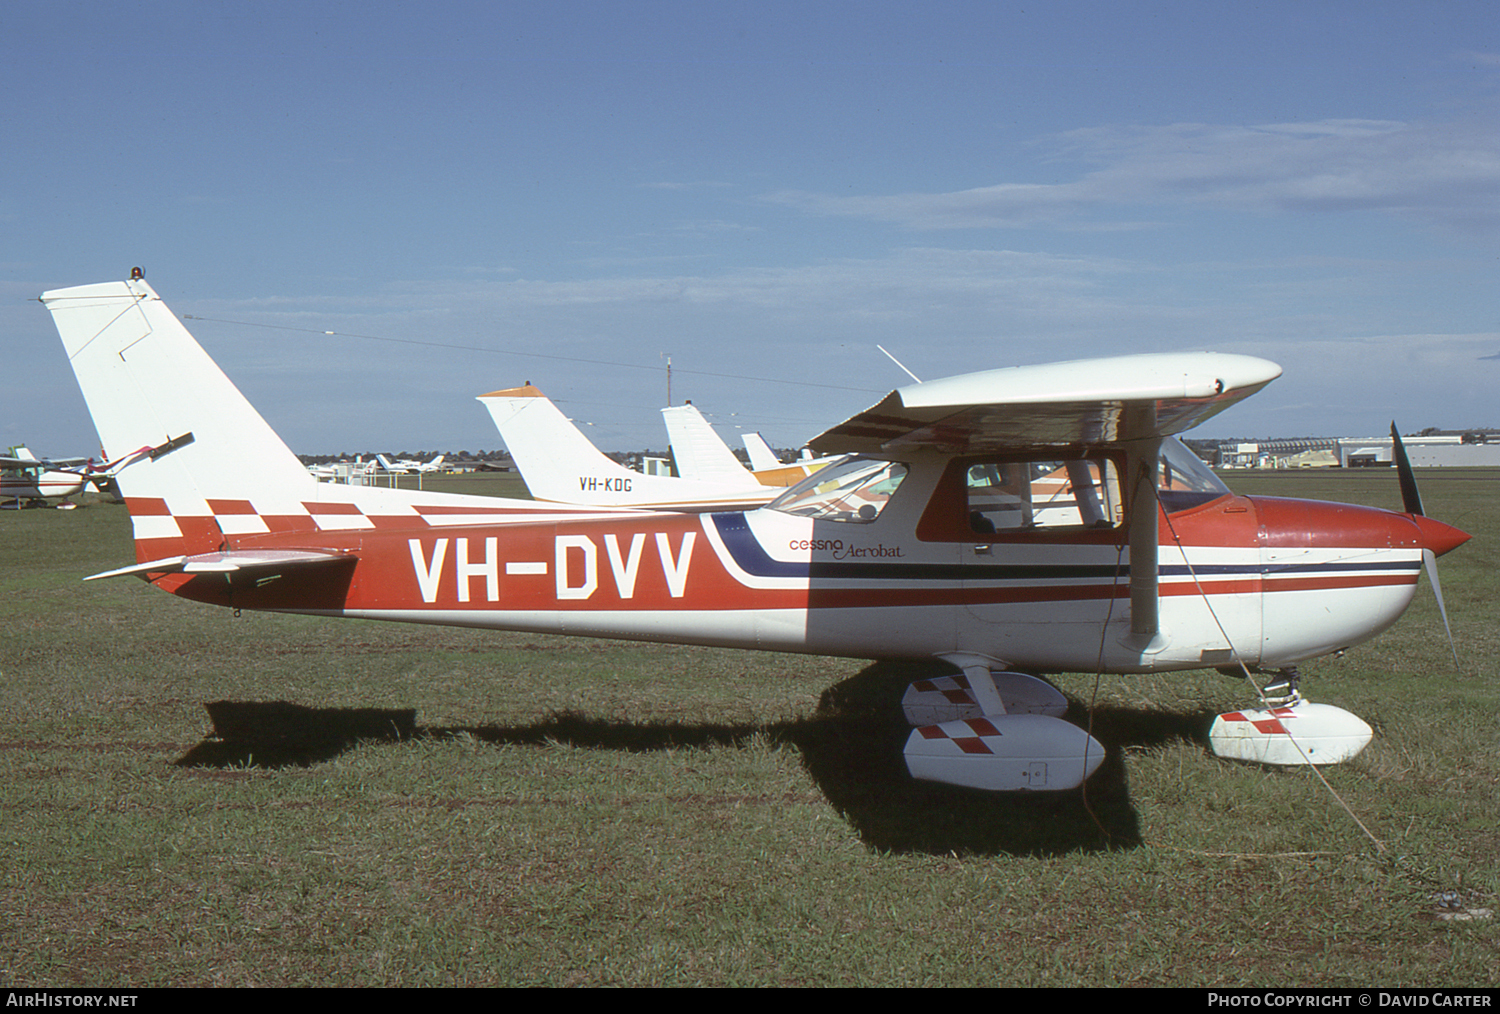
[[742, 432, 782, 472], [42, 277, 318, 560], [660, 403, 751, 483], [743, 432, 839, 487], [477, 385, 774, 510]]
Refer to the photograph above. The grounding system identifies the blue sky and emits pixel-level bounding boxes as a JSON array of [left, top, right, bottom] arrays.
[[5, 0, 1497, 458]]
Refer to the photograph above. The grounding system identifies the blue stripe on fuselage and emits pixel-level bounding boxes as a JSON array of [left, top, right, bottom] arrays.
[[709, 514, 1420, 583]]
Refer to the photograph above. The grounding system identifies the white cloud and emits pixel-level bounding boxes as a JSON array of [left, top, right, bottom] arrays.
[[764, 118, 1500, 235]]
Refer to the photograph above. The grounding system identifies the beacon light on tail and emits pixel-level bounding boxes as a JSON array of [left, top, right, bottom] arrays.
[[40, 275, 1469, 795]]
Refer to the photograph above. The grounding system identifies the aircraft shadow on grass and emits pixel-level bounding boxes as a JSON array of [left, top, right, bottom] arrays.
[[176, 660, 1221, 857]]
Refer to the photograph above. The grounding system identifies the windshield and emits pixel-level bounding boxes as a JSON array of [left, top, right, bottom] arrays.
[[1158, 437, 1229, 512], [767, 456, 908, 523]]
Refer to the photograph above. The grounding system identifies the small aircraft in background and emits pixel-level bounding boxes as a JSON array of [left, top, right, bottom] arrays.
[[740, 429, 842, 482], [307, 457, 378, 483], [742, 431, 783, 472], [1, 445, 129, 508], [478, 384, 781, 511], [376, 453, 446, 474], [41, 275, 1469, 793], [661, 401, 828, 489]]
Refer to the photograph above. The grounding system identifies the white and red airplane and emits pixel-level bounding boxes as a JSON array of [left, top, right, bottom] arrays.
[[2, 448, 88, 508], [40, 275, 1470, 791]]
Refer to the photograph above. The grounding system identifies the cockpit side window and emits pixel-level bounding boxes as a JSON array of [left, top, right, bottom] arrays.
[[965, 456, 1122, 534], [767, 457, 908, 523], [917, 451, 1126, 543], [915, 439, 1230, 542]]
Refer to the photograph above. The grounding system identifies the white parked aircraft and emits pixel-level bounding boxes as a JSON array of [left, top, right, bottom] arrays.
[[2, 445, 135, 508], [377, 453, 446, 474], [478, 384, 781, 511], [661, 403, 830, 490], [742, 431, 783, 472]]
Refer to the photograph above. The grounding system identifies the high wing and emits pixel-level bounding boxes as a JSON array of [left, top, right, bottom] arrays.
[[807, 351, 1283, 648], [807, 352, 1281, 455], [2, 454, 91, 470]]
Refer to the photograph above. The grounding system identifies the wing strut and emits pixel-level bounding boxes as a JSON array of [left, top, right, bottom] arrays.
[[1124, 407, 1163, 649]]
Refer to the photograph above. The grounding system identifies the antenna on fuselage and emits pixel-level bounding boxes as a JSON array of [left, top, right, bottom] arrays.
[[876, 345, 922, 384]]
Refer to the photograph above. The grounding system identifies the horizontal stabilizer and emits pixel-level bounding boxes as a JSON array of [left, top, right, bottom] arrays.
[[86, 548, 354, 582]]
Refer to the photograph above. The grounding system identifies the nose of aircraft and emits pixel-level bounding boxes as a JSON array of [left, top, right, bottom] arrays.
[[1408, 513, 1471, 558]]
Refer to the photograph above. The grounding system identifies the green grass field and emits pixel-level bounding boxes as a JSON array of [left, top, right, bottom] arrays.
[[1, 469, 1495, 986]]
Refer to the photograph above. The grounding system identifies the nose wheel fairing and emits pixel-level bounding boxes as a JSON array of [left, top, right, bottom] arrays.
[[1209, 701, 1373, 766], [1208, 668, 1373, 766]]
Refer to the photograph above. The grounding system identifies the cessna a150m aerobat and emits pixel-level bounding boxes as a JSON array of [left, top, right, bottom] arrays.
[[41, 275, 1469, 792]]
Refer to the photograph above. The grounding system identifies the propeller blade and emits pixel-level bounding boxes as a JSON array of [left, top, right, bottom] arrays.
[[1390, 422, 1424, 516], [1423, 548, 1460, 671], [1393, 426, 1462, 669]]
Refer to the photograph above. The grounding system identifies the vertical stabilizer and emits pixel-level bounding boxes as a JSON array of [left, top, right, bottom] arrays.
[[477, 385, 774, 509], [42, 277, 319, 558], [742, 432, 782, 472], [660, 403, 751, 483]]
